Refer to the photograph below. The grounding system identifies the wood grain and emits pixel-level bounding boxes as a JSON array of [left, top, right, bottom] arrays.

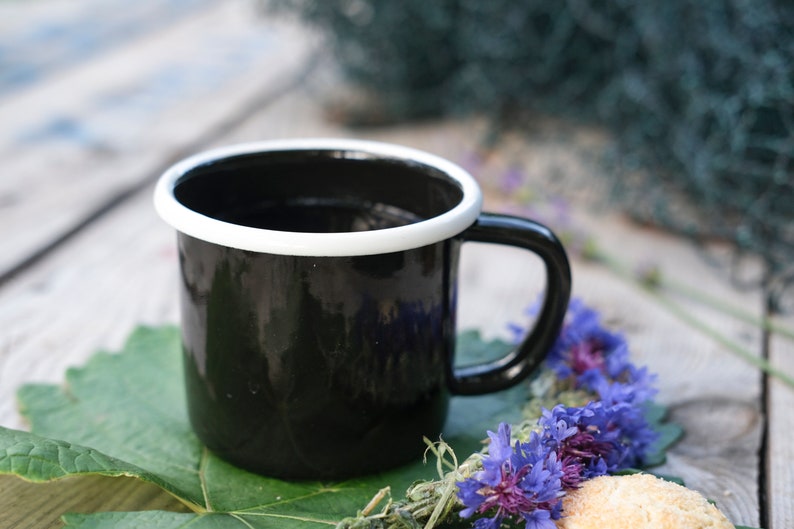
[[0, 0, 316, 280], [0, 2, 782, 528], [1, 111, 767, 529], [0, 188, 178, 431], [2, 111, 766, 528], [767, 312, 794, 529], [566, 221, 763, 528], [0, 475, 189, 529]]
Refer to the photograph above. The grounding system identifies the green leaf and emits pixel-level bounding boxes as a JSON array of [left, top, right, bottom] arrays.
[[0, 327, 683, 529], [613, 468, 686, 486], [0, 427, 152, 482], [1, 326, 524, 528], [641, 401, 684, 468], [62, 511, 251, 528]]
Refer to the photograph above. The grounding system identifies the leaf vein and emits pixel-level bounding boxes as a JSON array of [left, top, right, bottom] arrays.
[[229, 513, 257, 529], [232, 511, 338, 526], [199, 446, 212, 512], [233, 487, 345, 512]]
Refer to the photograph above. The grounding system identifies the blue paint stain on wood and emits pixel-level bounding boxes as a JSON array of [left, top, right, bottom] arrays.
[[13, 19, 281, 150], [16, 115, 107, 150], [0, 0, 216, 97]]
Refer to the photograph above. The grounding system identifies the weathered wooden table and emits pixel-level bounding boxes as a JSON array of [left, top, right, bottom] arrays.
[[1, 2, 791, 528]]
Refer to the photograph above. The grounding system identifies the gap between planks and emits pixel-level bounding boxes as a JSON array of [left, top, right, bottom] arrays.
[[764, 302, 794, 529], [0, 57, 318, 291]]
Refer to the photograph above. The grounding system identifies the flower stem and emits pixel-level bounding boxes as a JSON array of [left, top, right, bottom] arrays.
[[645, 286, 794, 389], [592, 249, 794, 389], [661, 276, 794, 342]]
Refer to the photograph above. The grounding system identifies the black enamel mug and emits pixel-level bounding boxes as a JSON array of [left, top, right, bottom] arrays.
[[154, 139, 571, 479]]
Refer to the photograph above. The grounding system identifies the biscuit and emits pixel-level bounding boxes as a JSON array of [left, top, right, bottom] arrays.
[[556, 473, 734, 528]]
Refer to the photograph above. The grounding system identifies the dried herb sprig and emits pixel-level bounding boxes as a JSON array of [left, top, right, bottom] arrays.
[[337, 300, 666, 529]]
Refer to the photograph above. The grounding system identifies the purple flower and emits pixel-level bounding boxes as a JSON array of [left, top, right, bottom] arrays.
[[501, 166, 525, 195], [457, 424, 564, 529], [544, 299, 631, 388], [524, 298, 659, 465], [462, 300, 662, 529], [523, 506, 557, 529], [459, 401, 659, 528], [539, 399, 659, 479]]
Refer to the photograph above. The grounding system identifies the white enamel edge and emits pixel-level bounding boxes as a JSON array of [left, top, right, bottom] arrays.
[[153, 138, 483, 256]]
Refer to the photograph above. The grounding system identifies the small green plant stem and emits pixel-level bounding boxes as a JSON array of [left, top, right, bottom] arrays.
[[592, 249, 794, 390], [660, 276, 794, 342], [421, 438, 463, 529], [592, 247, 794, 341], [644, 286, 794, 389]]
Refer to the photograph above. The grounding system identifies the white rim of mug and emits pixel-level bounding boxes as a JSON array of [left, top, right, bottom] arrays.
[[153, 138, 483, 256]]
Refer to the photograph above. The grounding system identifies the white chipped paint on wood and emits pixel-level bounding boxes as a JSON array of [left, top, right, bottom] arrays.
[[0, 0, 317, 279], [0, 187, 179, 431]]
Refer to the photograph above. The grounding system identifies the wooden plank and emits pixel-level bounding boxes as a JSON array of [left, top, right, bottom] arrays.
[[0, 76, 771, 527], [414, 117, 768, 526], [0, 70, 338, 431], [371, 111, 766, 526], [459, 211, 765, 527], [0, 475, 188, 529], [0, 62, 335, 434], [0, 188, 179, 431], [767, 310, 794, 529], [0, 208, 764, 526], [0, 0, 316, 280]]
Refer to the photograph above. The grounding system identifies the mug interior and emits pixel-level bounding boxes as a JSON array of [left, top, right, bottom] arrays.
[[173, 151, 463, 233]]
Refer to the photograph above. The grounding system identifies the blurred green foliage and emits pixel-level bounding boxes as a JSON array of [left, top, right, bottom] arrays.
[[267, 0, 793, 310]]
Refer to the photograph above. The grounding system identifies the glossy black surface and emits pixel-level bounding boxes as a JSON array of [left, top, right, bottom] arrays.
[[179, 234, 458, 478], [451, 213, 571, 395], [170, 145, 571, 479]]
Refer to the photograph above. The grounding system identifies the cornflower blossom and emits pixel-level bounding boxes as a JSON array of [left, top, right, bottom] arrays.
[[459, 300, 661, 528], [541, 299, 660, 468], [544, 299, 657, 402], [457, 423, 564, 529], [458, 398, 658, 528], [514, 299, 658, 427]]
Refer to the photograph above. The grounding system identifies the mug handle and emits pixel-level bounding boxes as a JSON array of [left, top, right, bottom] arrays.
[[449, 213, 572, 396]]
